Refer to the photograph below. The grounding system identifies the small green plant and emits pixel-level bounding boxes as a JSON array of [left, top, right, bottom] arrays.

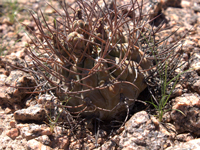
[[44, 115, 60, 133], [149, 62, 187, 122], [137, 25, 187, 122], [44, 105, 63, 133], [43, 95, 73, 133]]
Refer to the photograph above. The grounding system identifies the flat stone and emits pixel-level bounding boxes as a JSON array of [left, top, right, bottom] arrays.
[[27, 139, 52, 150], [171, 93, 200, 135], [14, 105, 46, 122]]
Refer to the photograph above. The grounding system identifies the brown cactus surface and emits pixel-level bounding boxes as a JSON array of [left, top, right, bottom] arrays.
[[25, 0, 181, 120]]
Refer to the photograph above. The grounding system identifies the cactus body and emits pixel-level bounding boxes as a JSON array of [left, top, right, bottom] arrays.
[[27, 0, 163, 120]]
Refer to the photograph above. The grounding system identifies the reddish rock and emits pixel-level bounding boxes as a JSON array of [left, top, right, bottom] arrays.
[[6, 128, 19, 139], [10, 121, 16, 128]]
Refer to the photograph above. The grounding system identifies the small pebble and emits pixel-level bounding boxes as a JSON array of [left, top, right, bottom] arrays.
[[10, 121, 16, 128], [6, 128, 19, 139]]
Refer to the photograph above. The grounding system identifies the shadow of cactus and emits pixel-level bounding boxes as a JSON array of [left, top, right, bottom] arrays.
[[23, 0, 184, 122]]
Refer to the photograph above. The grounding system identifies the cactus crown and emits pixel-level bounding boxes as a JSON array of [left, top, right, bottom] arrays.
[[25, 0, 183, 121]]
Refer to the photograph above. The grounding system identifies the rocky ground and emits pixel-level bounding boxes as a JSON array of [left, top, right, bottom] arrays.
[[0, 0, 200, 149]]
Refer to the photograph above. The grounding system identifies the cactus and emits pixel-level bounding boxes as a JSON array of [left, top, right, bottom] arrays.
[[25, 0, 181, 121]]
